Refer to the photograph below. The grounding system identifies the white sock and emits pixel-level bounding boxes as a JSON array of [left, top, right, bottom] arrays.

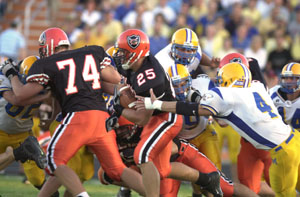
[[76, 191, 89, 197]]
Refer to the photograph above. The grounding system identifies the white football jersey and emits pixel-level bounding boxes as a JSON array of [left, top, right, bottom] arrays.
[[0, 74, 39, 134], [200, 82, 291, 150], [269, 85, 300, 130], [154, 43, 202, 75], [178, 74, 215, 139]]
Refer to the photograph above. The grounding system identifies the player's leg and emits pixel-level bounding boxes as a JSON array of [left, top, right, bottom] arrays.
[[238, 138, 264, 193], [189, 123, 222, 196], [90, 118, 145, 196], [133, 113, 182, 197], [269, 129, 300, 196], [0, 146, 14, 170]]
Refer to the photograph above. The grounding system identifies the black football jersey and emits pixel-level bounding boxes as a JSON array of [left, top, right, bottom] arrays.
[[126, 55, 176, 115], [27, 45, 110, 117]]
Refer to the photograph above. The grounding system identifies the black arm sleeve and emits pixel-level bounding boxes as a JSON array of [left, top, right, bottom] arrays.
[[176, 101, 199, 116], [248, 57, 267, 88]]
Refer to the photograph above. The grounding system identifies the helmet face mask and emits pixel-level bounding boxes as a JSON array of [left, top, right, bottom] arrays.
[[171, 28, 199, 65], [38, 27, 70, 58], [280, 62, 300, 94], [113, 29, 150, 71], [168, 64, 192, 100], [217, 62, 252, 88]]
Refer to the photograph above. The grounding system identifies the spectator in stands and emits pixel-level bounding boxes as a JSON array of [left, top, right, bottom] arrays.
[[258, 6, 281, 38], [80, 0, 101, 27], [266, 33, 292, 75], [245, 35, 267, 70], [189, 0, 207, 22], [72, 25, 94, 49], [242, 17, 259, 41], [0, 0, 7, 18], [214, 16, 230, 41], [232, 24, 251, 53], [114, 0, 135, 22], [152, 0, 176, 25], [63, 14, 82, 44], [122, 1, 154, 33], [242, 0, 261, 25], [148, 13, 171, 38], [102, 9, 123, 43], [291, 34, 300, 62], [90, 20, 109, 47], [198, 0, 219, 35], [200, 24, 223, 58], [176, 1, 196, 30], [149, 19, 169, 55], [0, 20, 26, 63], [217, 36, 238, 59], [256, 0, 274, 19], [288, 5, 300, 39], [225, 2, 243, 36]]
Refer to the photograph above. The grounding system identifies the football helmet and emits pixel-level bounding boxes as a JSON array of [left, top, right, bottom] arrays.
[[280, 62, 300, 94], [113, 29, 150, 70], [171, 28, 199, 65], [217, 62, 252, 88], [106, 46, 117, 57], [168, 64, 192, 100], [38, 27, 70, 58], [219, 52, 249, 68], [19, 55, 39, 83]]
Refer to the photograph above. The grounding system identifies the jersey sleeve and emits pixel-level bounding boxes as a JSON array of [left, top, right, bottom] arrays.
[[200, 87, 231, 116], [0, 74, 11, 95], [26, 61, 50, 86], [90, 45, 112, 69]]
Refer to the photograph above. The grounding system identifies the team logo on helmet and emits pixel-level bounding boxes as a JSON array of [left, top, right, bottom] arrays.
[[127, 35, 140, 49], [39, 32, 46, 46], [230, 58, 242, 63]]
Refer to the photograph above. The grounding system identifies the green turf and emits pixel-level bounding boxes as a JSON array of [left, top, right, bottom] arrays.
[[0, 175, 193, 196]]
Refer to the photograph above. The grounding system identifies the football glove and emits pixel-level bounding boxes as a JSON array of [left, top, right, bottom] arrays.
[[108, 86, 124, 117], [13, 136, 47, 169], [0, 58, 18, 80], [187, 89, 201, 103], [105, 114, 119, 132]]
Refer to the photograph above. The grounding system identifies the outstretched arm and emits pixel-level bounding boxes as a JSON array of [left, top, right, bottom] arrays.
[[3, 90, 50, 106]]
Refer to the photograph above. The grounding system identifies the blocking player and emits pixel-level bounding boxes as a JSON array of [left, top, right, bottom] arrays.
[[269, 62, 300, 191], [139, 62, 300, 197], [109, 29, 222, 197], [0, 56, 48, 191], [155, 28, 220, 78], [0, 27, 145, 197]]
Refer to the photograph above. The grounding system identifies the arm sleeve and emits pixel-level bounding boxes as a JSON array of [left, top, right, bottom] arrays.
[[0, 74, 12, 96], [26, 61, 49, 87], [248, 57, 267, 88], [200, 88, 230, 116]]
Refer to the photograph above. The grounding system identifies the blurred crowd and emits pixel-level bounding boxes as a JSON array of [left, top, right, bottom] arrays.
[[1, 0, 300, 88]]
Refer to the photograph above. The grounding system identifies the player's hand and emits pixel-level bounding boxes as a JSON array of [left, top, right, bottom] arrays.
[[210, 57, 221, 68], [135, 89, 162, 110], [187, 89, 201, 103], [105, 114, 119, 132], [107, 86, 124, 117], [0, 59, 18, 79]]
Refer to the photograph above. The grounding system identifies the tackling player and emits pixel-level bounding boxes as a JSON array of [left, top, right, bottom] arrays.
[[139, 62, 300, 197], [0, 27, 145, 197], [0, 56, 48, 191]]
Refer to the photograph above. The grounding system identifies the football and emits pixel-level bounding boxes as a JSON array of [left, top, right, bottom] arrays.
[[118, 85, 137, 109]]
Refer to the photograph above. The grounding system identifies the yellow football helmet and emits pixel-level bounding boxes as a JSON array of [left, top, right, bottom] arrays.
[[217, 62, 252, 88], [106, 46, 117, 57], [19, 55, 39, 76], [168, 64, 192, 100], [171, 28, 199, 65], [280, 62, 300, 94]]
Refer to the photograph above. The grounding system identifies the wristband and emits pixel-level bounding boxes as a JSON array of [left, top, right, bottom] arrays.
[[6, 69, 18, 80], [144, 98, 163, 110], [176, 101, 199, 116]]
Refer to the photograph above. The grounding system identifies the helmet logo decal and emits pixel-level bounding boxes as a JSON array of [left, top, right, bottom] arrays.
[[230, 57, 242, 63], [39, 32, 46, 46], [127, 35, 140, 49]]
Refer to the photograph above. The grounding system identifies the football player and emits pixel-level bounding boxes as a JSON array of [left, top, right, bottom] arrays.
[[269, 62, 300, 192], [155, 28, 220, 78], [0, 27, 145, 197], [109, 29, 222, 197], [0, 56, 48, 191], [140, 62, 300, 197], [218, 53, 273, 196]]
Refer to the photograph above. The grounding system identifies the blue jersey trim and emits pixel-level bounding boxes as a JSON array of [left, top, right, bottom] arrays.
[[271, 92, 278, 100], [210, 87, 223, 99], [200, 104, 218, 115], [224, 112, 277, 148], [208, 80, 215, 90]]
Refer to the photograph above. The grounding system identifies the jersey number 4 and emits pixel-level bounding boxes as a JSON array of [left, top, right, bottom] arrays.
[[253, 92, 277, 118], [56, 55, 102, 95]]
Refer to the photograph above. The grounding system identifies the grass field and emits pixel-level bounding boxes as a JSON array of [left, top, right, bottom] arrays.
[[0, 175, 194, 197]]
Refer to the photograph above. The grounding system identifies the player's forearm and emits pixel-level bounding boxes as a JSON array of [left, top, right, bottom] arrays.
[[200, 53, 213, 67], [10, 76, 43, 101], [122, 108, 152, 126]]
